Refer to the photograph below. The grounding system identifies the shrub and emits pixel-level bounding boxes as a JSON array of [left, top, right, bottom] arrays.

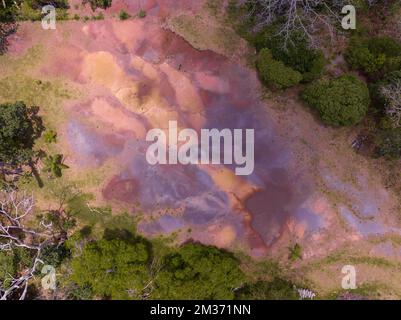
[[119, 10, 130, 20], [86, 0, 112, 11], [29, 0, 70, 9], [0, 101, 43, 165], [375, 128, 401, 159], [302, 75, 370, 126], [346, 37, 401, 76], [138, 9, 146, 18], [153, 242, 245, 300], [92, 12, 104, 20], [235, 278, 298, 300], [256, 48, 302, 89], [252, 28, 325, 82], [70, 238, 150, 300], [44, 129, 57, 143]]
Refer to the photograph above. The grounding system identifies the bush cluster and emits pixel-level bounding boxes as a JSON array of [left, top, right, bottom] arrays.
[[302, 75, 370, 126], [345, 37, 401, 77], [256, 48, 303, 89], [253, 27, 325, 84]]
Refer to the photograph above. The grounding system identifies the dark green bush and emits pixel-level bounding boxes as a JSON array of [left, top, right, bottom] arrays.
[[153, 242, 244, 299], [256, 48, 302, 89], [346, 37, 401, 76], [235, 278, 298, 300], [302, 75, 370, 126], [252, 28, 325, 82], [85, 0, 112, 11], [29, 0, 70, 9], [375, 128, 401, 159], [0, 101, 43, 165]]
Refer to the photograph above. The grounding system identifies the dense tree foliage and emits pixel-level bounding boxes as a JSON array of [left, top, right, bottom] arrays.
[[302, 75, 370, 126], [0, 101, 43, 166], [346, 37, 401, 78], [235, 278, 298, 300], [253, 28, 325, 82], [28, 0, 70, 9], [70, 238, 150, 300], [152, 243, 244, 300], [84, 0, 112, 11], [256, 48, 302, 89]]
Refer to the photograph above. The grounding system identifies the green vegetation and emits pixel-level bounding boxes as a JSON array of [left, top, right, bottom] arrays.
[[43, 129, 57, 144], [70, 238, 150, 300], [302, 75, 370, 126], [288, 243, 302, 261], [43, 154, 69, 178], [138, 9, 146, 19], [235, 278, 298, 300], [92, 12, 104, 20], [85, 0, 112, 11], [152, 243, 244, 299], [346, 37, 401, 78], [0, 101, 43, 166], [256, 48, 302, 89], [253, 28, 325, 82], [119, 10, 130, 20]]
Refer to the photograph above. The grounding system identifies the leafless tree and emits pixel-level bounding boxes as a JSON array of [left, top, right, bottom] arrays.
[[245, 0, 344, 47], [0, 189, 66, 300], [244, 0, 382, 47], [381, 82, 401, 128]]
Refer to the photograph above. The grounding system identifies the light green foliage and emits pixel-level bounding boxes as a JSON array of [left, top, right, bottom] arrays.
[[256, 48, 302, 89], [0, 251, 14, 287], [153, 242, 245, 299], [86, 0, 112, 11], [43, 154, 69, 177], [0, 246, 32, 287], [70, 238, 150, 300], [253, 29, 325, 82], [43, 129, 57, 144], [288, 243, 302, 261], [302, 75, 370, 126]]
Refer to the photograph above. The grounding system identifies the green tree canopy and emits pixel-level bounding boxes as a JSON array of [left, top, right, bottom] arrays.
[[256, 48, 302, 89], [235, 278, 298, 300], [70, 238, 150, 300], [153, 242, 245, 300], [0, 101, 43, 165], [346, 37, 401, 77], [302, 75, 370, 126]]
